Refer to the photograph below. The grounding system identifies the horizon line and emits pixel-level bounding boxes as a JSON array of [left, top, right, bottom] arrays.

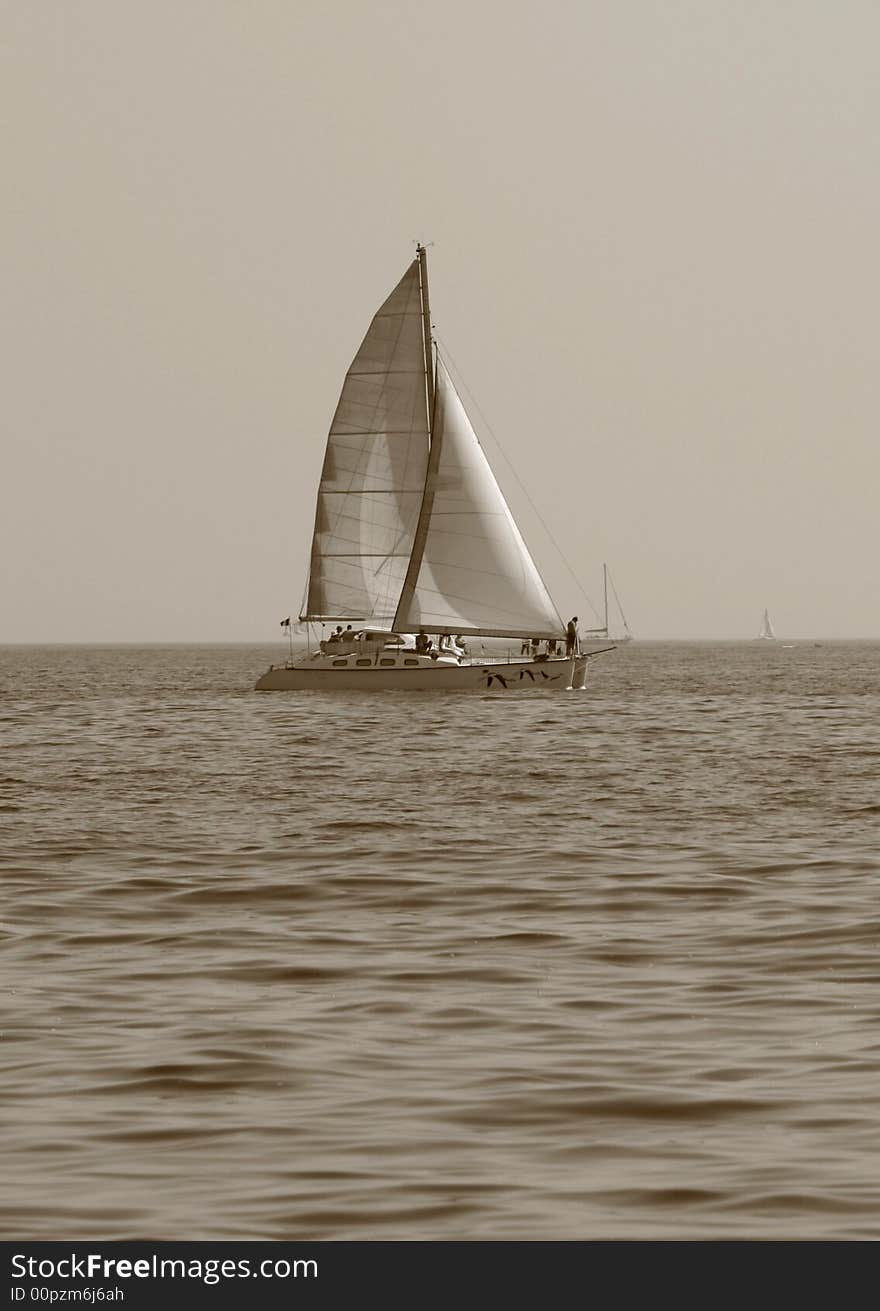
[[2, 636, 879, 647]]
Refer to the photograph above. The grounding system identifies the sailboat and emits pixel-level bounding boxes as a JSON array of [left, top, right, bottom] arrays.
[[255, 247, 614, 692], [603, 564, 632, 644], [756, 609, 776, 641]]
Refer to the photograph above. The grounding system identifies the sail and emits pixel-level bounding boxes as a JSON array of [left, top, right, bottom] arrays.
[[394, 359, 564, 638], [760, 609, 776, 640], [304, 260, 430, 621], [604, 564, 632, 640]]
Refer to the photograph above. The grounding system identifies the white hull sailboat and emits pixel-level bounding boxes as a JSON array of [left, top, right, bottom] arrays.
[[256, 247, 613, 693], [256, 645, 586, 693], [756, 608, 777, 641], [603, 563, 633, 644]]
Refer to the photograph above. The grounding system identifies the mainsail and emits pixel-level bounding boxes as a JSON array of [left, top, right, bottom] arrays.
[[759, 608, 776, 640], [304, 260, 430, 622], [393, 358, 564, 638]]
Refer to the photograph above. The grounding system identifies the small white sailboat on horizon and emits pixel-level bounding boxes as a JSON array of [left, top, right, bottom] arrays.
[[603, 563, 633, 644], [256, 246, 613, 692], [756, 608, 777, 642]]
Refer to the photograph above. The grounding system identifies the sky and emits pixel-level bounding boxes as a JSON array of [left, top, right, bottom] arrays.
[[3, 0, 878, 641]]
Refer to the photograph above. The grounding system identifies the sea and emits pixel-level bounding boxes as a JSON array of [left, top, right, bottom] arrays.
[[1, 640, 878, 1241]]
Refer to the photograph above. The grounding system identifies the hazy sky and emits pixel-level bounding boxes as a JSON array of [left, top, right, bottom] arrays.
[[4, 1, 878, 641]]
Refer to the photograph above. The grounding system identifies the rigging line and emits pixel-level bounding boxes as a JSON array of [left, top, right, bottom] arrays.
[[433, 334, 604, 628]]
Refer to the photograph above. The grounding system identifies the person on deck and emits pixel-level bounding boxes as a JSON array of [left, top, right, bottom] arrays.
[[328, 626, 343, 644], [566, 617, 579, 657], [341, 624, 355, 644], [415, 628, 431, 654]]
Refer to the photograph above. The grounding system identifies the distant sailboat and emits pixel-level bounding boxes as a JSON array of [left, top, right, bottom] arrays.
[[603, 564, 632, 644], [756, 609, 776, 641], [255, 246, 614, 692]]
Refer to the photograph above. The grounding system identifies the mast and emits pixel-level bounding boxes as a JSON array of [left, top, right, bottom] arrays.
[[418, 244, 435, 428], [393, 244, 440, 629], [603, 563, 609, 634]]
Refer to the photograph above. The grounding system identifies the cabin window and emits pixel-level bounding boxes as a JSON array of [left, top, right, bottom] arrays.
[[379, 658, 396, 667], [404, 659, 419, 667], [332, 659, 348, 667], [356, 659, 372, 667]]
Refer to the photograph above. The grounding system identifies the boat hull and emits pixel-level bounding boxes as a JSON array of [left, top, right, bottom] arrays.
[[255, 654, 598, 692]]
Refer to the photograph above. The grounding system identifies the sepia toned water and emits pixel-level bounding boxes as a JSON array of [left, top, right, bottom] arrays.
[[1, 641, 878, 1240]]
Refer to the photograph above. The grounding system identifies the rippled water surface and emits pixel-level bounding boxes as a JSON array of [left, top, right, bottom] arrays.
[[2, 641, 878, 1239]]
